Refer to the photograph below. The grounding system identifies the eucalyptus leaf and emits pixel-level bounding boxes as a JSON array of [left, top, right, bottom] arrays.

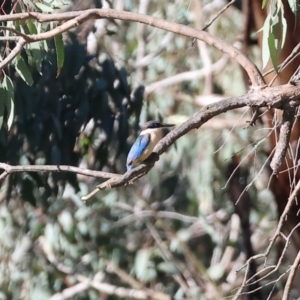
[[43, 40, 49, 52], [268, 33, 278, 73], [2, 75, 14, 130], [58, 211, 73, 234], [35, 2, 54, 13], [54, 34, 65, 77], [157, 262, 178, 274], [262, 0, 268, 8], [208, 264, 225, 281], [279, 5, 287, 50], [288, 0, 298, 15], [29, 42, 42, 74], [15, 56, 34, 86], [262, 13, 271, 69], [0, 85, 6, 129], [134, 249, 150, 281], [22, 0, 35, 10], [26, 19, 37, 34]]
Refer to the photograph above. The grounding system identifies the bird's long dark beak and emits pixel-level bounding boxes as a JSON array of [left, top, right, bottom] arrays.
[[160, 123, 175, 128]]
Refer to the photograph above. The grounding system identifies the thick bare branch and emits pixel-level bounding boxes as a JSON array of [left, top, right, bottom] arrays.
[[82, 83, 300, 200], [0, 83, 298, 199], [233, 177, 300, 299]]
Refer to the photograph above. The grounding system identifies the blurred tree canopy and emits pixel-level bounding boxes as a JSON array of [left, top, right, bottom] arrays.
[[0, 0, 300, 300]]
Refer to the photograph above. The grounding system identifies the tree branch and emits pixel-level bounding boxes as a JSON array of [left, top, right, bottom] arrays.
[[145, 55, 228, 95], [0, 162, 120, 180], [0, 8, 264, 86], [49, 282, 90, 300], [282, 250, 300, 300], [270, 105, 295, 174], [82, 83, 300, 200], [0, 37, 26, 70], [0, 84, 298, 200], [0, 26, 31, 40], [202, 0, 236, 31], [76, 274, 170, 300]]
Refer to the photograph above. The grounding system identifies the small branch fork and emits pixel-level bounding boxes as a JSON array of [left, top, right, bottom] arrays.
[[232, 177, 300, 300], [0, 8, 264, 86], [0, 6, 298, 202], [0, 84, 300, 200], [0, 5, 300, 298]]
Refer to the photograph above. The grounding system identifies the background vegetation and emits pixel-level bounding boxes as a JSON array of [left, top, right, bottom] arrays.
[[0, 0, 299, 299]]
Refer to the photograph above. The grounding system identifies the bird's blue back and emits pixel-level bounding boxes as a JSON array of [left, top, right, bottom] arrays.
[[126, 134, 150, 171]]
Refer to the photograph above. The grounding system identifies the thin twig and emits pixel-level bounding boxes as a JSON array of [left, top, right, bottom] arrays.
[[0, 26, 31, 40], [106, 260, 144, 289], [0, 162, 119, 180], [106, 260, 171, 300], [202, 0, 236, 31], [233, 178, 300, 299], [282, 250, 300, 300], [113, 210, 199, 228], [268, 42, 300, 86], [0, 37, 27, 70]]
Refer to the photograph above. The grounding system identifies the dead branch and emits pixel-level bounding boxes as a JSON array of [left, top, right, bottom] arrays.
[[83, 83, 300, 200], [270, 106, 296, 174], [282, 250, 300, 300], [0, 84, 299, 200], [233, 177, 300, 299], [202, 0, 236, 31]]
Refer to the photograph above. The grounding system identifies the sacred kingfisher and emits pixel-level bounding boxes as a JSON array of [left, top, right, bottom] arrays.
[[126, 120, 174, 171]]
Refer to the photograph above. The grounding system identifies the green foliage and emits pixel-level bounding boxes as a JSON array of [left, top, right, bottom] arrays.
[[14, 56, 34, 86], [262, 0, 269, 8], [0, 76, 14, 130], [0, 1, 279, 299], [261, 0, 288, 71], [287, 0, 298, 14], [0, 0, 72, 133], [54, 34, 65, 76]]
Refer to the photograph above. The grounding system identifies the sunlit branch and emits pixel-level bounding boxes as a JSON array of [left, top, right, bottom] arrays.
[[0, 8, 264, 86], [82, 83, 300, 200], [0, 162, 119, 181]]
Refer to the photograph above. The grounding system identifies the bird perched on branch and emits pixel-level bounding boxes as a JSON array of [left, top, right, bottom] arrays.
[[126, 121, 174, 171]]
